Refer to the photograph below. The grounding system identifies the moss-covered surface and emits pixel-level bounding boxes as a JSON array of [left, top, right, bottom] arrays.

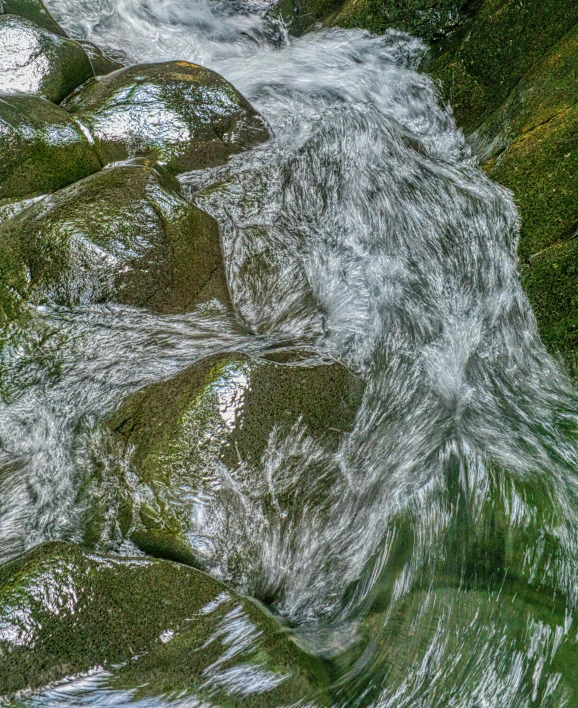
[[427, 0, 578, 132], [2, 0, 67, 36], [520, 242, 578, 379], [63, 61, 270, 174], [76, 39, 124, 76], [334, 0, 473, 41], [0, 15, 93, 104], [451, 20, 578, 375], [0, 94, 101, 200], [0, 541, 330, 703], [108, 351, 363, 565], [0, 159, 230, 326], [273, 0, 476, 39]]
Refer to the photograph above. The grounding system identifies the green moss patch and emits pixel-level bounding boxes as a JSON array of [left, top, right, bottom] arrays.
[[0, 93, 101, 200], [0, 541, 330, 703]]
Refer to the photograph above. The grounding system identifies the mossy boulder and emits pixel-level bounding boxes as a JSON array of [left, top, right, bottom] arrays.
[[63, 62, 270, 174], [0, 15, 93, 104], [427, 0, 578, 133], [77, 40, 124, 76], [418, 1, 578, 375], [108, 351, 363, 568], [460, 22, 578, 375], [1, 0, 67, 36], [0, 93, 101, 200], [0, 541, 330, 703], [0, 160, 230, 325]]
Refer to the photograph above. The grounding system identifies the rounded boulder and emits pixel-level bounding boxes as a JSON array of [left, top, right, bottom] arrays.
[[0, 541, 330, 703], [0, 159, 230, 324], [63, 61, 270, 173], [0, 93, 101, 200], [0, 14, 93, 103]]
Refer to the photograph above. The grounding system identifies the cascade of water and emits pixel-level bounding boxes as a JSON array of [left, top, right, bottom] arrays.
[[1, 0, 576, 703]]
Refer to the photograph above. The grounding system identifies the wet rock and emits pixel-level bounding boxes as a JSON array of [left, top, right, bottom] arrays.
[[337, 582, 578, 705], [108, 351, 363, 567], [460, 22, 578, 376], [0, 159, 229, 325], [0, 194, 44, 228], [520, 241, 578, 378], [0, 15, 93, 103], [77, 39, 124, 76], [0, 93, 101, 200], [63, 61, 270, 174], [418, 2, 578, 376], [1, 0, 67, 36], [272, 0, 472, 39], [427, 0, 578, 133], [0, 541, 330, 702]]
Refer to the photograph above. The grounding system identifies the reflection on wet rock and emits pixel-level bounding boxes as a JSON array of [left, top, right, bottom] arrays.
[[0, 15, 93, 103], [0, 159, 230, 325], [0, 93, 100, 199], [77, 39, 123, 76], [63, 61, 270, 173], [0, 541, 330, 704], [107, 351, 363, 573], [1, 0, 67, 36]]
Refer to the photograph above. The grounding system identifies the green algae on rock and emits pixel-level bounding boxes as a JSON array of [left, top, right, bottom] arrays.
[[0, 541, 330, 703], [0, 159, 230, 325], [108, 351, 363, 568], [475, 20, 578, 260], [272, 0, 473, 39], [426, 0, 578, 133], [1, 0, 67, 36], [458, 20, 578, 375], [77, 39, 124, 76], [0, 94, 101, 200], [0, 15, 93, 104], [63, 61, 270, 174], [521, 242, 578, 380]]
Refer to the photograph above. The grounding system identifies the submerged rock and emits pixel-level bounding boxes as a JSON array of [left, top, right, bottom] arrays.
[[77, 39, 124, 76], [0, 15, 93, 103], [0, 93, 101, 200], [336, 582, 578, 705], [108, 351, 362, 568], [1, 0, 67, 36], [0, 160, 229, 324], [63, 61, 270, 174], [0, 541, 330, 703]]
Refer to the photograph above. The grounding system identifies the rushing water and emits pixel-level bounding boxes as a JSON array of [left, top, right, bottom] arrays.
[[2, 0, 578, 704]]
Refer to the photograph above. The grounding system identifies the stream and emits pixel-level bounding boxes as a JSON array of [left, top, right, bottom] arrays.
[[2, 0, 578, 705]]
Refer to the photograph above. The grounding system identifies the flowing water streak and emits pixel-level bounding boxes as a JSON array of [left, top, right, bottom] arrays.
[[0, 0, 574, 704]]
